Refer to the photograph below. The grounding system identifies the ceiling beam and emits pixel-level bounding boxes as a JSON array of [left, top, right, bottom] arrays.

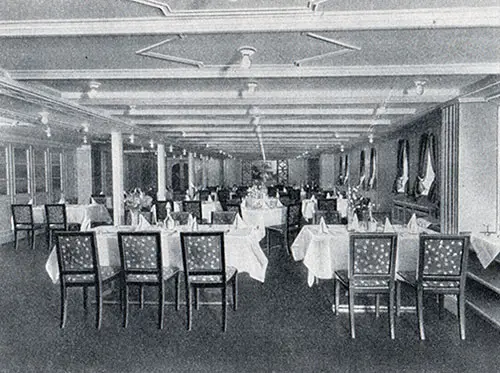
[[136, 118, 390, 125], [0, 7, 497, 37]]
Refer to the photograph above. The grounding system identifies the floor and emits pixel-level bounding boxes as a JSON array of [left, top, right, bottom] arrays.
[[0, 233, 499, 373]]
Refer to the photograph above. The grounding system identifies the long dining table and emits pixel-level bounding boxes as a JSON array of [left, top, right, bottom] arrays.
[[45, 223, 268, 284], [32, 203, 112, 225], [291, 224, 434, 286]]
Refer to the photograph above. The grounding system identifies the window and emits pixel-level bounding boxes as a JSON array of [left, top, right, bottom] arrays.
[[34, 149, 47, 193], [51, 152, 62, 194], [14, 147, 30, 194], [358, 149, 366, 188], [0, 146, 7, 195]]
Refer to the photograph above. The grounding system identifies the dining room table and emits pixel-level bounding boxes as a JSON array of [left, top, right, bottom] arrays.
[[45, 223, 268, 284], [301, 197, 348, 222], [470, 232, 500, 268], [32, 203, 112, 225], [172, 200, 223, 223], [291, 223, 435, 286], [240, 200, 286, 240]]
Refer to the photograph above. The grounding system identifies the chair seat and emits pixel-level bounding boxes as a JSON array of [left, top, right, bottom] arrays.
[[398, 271, 460, 289], [15, 223, 44, 230], [266, 224, 286, 233], [335, 270, 391, 289], [189, 267, 237, 284], [64, 266, 120, 283], [49, 223, 66, 230], [126, 267, 179, 283]]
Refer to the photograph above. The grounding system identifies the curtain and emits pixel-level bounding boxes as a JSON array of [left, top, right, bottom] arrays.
[[358, 150, 366, 189], [427, 134, 439, 203], [368, 148, 377, 189], [414, 134, 429, 196], [344, 154, 349, 184], [338, 156, 344, 185], [393, 139, 409, 194], [415, 133, 438, 201]]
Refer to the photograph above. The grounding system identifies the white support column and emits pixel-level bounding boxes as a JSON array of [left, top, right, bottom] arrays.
[[157, 143, 166, 201], [111, 131, 125, 226], [76, 145, 92, 205], [202, 156, 208, 189], [188, 152, 195, 196]]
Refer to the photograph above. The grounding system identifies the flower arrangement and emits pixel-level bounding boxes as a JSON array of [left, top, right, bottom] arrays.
[[124, 188, 153, 212], [247, 183, 267, 200], [347, 186, 372, 216]]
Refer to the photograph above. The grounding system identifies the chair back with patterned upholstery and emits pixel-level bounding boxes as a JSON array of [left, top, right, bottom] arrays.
[[11, 204, 34, 227], [288, 189, 301, 202], [318, 198, 337, 212], [182, 200, 203, 222], [314, 210, 341, 225], [349, 233, 398, 287], [170, 212, 190, 225], [286, 202, 302, 230], [417, 234, 469, 290], [211, 211, 237, 225], [155, 200, 174, 221], [118, 232, 162, 283], [180, 232, 227, 284], [198, 190, 211, 201], [55, 231, 99, 284], [45, 204, 68, 230], [91, 195, 107, 205], [225, 202, 242, 217]]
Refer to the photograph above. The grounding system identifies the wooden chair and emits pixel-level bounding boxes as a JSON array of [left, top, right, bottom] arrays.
[[265, 202, 302, 255], [317, 198, 337, 212], [170, 212, 190, 225], [182, 200, 203, 223], [118, 231, 180, 329], [180, 232, 238, 332], [397, 234, 470, 340], [225, 202, 242, 217], [11, 204, 45, 250], [154, 200, 174, 222], [334, 233, 398, 339], [55, 231, 120, 329], [211, 211, 237, 225], [314, 210, 341, 225], [198, 190, 211, 201], [90, 195, 107, 205], [45, 204, 81, 250]]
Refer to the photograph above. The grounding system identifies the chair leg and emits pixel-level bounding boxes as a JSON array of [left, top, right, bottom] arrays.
[[232, 276, 238, 311], [457, 293, 466, 340], [186, 286, 192, 331], [96, 283, 103, 329], [417, 288, 425, 340], [389, 289, 395, 340], [60, 285, 67, 328], [266, 229, 271, 255], [175, 273, 180, 311], [123, 284, 129, 328], [139, 285, 144, 309], [83, 286, 88, 310], [349, 289, 356, 339], [375, 295, 380, 318], [222, 287, 227, 332], [31, 230, 36, 250], [438, 294, 444, 319], [14, 230, 18, 250], [396, 282, 401, 317], [334, 279, 340, 315], [159, 283, 165, 330], [195, 288, 199, 310]]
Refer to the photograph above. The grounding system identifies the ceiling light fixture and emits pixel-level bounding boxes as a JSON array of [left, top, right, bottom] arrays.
[[39, 111, 49, 125], [414, 80, 426, 95], [149, 139, 155, 148], [369, 134, 374, 144], [238, 46, 256, 69], [246, 81, 258, 94], [168, 144, 173, 152], [45, 126, 51, 138], [340, 145, 345, 152], [87, 81, 101, 99], [83, 135, 88, 144], [182, 149, 187, 156], [129, 134, 135, 144], [82, 122, 89, 133]]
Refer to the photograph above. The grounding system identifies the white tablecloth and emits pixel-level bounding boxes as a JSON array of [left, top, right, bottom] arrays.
[[241, 205, 286, 240], [45, 224, 268, 284], [470, 233, 500, 268], [301, 199, 317, 221], [291, 224, 429, 286], [172, 201, 223, 223], [32, 204, 112, 224]]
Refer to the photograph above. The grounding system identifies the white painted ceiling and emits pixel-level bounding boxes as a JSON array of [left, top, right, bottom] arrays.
[[0, 0, 499, 159]]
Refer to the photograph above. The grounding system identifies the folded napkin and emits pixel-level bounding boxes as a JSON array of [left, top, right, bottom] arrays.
[[326, 192, 332, 199], [136, 214, 152, 230], [184, 194, 191, 201], [187, 213, 197, 231], [283, 187, 287, 193], [58, 193, 65, 204], [207, 195, 213, 203], [276, 198, 284, 207], [90, 197, 97, 204], [407, 213, 419, 234], [164, 212, 176, 230], [318, 216, 329, 234], [310, 195, 317, 203], [384, 217, 395, 232], [350, 213, 359, 232], [275, 190, 280, 198], [416, 217, 432, 229], [232, 213, 248, 230], [27, 198, 33, 205]]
